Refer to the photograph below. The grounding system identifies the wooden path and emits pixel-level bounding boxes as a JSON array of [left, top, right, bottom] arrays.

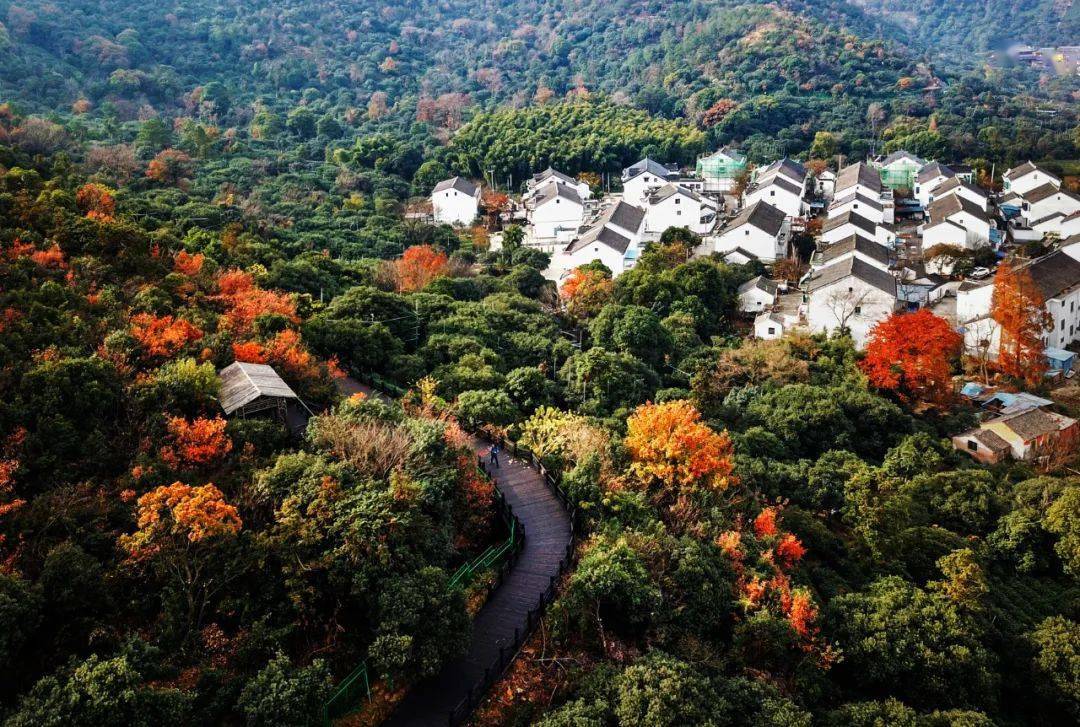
[[337, 377, 574, 726]]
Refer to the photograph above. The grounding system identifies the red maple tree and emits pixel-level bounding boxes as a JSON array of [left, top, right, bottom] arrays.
[[860, 309, 962, 403], [214, 269, 298, 333], [161, 416, 233, 468], [991, 260, 1051, 386], [394, 245, 448, 292], [129, 313, 204, 357]]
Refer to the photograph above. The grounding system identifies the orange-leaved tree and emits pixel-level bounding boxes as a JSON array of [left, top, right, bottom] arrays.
[[860, 309, 962, 404], [991, 260, 1051, 386], [75, 182, 116, 221], [394, 244, 448, 292], [129, 313, 203, 358], [161, 416, 233, 469], [174, 251, 205, 277], [624, 400, 735, 520], [120, 481, 242, 632], [560, 267, 613, 320], [214, 269, 298, 334]]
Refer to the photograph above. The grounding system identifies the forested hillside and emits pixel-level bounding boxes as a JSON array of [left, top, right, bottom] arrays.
[[854, 0, 1080, 54]]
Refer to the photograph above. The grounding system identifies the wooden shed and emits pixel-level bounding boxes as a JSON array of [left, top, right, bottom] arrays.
[[218, 362, 300, 421]]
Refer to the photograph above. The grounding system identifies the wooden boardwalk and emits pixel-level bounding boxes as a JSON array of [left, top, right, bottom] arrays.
[[337, 378, 574, 726]]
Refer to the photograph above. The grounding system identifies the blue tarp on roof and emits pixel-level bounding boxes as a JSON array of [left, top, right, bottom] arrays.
[[1045, 347, 1076, 370], [961, 382, 984, 398]]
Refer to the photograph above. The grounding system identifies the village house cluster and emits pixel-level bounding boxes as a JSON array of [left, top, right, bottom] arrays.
[[430, 150, 1080, 367]]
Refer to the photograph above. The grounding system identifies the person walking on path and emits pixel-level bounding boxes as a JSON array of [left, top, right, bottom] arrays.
[[489, 442, 501, 468]]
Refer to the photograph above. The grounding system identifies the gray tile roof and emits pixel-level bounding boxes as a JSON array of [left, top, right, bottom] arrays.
[[917, 161, 955, 184], [738, 275, 779, 296], [934, 176, 987, 198], [971, 428, 1011, 452], [879, 150, 927, 167], [1020, 250, 1080, 301], [757, 158, 807, 184], [750, 174, 803, 198], [929, 193, 990, 224], [722, 201, 786, 237], [532, 181, 583, 207], [622, 157, 677, 182], [818, 234, 890, 266], [822, 210, 877, 236], [805, 256, 897, 297], [836, 162, 882, 195], [1025, 183, 1079, 205], [219, 362, 298, 415], [531, 168, 577, 187], [649, 183, 702, 204], [994, 408, 1061, 441], [605, 200, 646, 233], [432, 176, 479, 196], [565, 224, 632, 255]]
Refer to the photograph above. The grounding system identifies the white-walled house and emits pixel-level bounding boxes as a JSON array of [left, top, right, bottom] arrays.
[[527, 168, 591, 201], [1022, 185, 1080, 229], [803, 257, 899, 349], [956, 250, 1080, 354], [834, 162, 883, 202], [738, 276, 779, 313], [557, 201, 646, 278], [745, 175, 806, 219], [821, 210, 879, 245], [1003, 161, 1061, 198], [813, 234, 891, 272], [432, 177, 480, 226], [621, 158, 679, 205], [709, 201, 788, 262], [924, 194, 992, 249], [754, 311, 788, 339], [828, 191, 885, 225], [930, 177, 990, 211], [914, 162, 955, 207], [643, 184, 715, 238], [753, 158, 808, 192], [527, 182, 586, 245]]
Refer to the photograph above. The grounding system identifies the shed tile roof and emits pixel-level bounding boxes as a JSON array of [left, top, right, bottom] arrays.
[[836, 162, 882, 195], [432, 176, 479, 196], [219, 362, 298, 415], [804, 256, 897, 297], [1019, 250, 1080, 301], [994, 408, 1062, 441], [622, 157, 677, 182], [532, 181, 583, 207], [971, 429, 1011, 452], [818, 235, 890, 266], [722, 201, 786, 237], [738, 275, 779, 296], [917, 161, 955, 184]]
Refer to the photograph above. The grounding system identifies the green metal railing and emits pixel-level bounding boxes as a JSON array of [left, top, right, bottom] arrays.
[[321, 456, 522, 725]]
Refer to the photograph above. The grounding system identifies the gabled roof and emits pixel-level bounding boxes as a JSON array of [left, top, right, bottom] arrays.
[[917, 161, 955, 184], [804, 256, 897, 297], [721, 201, 786, 237], [829, 191, 884, 213], [993, 408, 1063, 441], [929, 193, 989, 224], [835, 162, 882, 195], [532, 181, 583, 208], [1018, 250, 1080, 301], [757, 158, 807, 184], [934, 176, 988, 199], [565, 224, 632, 255], [604, 200, 646, 233], [531, 167, 578, 187], [219, 362, 298, 415], [1026, 183, 1080, 205], [818, 234, 890, 267], [432, 176, 479, 196], [822, 210, 877, 236], [879, 150, 926, 167], [622, 157, 677, 182], [750, 174, 803, 198], [1004, 161, 1059, 183], [649, 183, 702, 205], [738, 275, 779, 296]]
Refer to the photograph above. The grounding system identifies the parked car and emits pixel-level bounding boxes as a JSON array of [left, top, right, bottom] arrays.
[[970, 267, 991, 279]]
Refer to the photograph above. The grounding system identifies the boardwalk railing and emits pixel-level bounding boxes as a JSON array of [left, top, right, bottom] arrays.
[[444, 440, 577, 727], [321, 455, 524, 725]]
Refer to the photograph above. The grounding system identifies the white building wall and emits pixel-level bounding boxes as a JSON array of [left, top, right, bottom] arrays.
[[745, 186, 804, 218], [828, 198, 884, 224], [644, 195, 707, 238], [1006, 170, 1059, 197], [806, 280, 897, 349], [530, 199, 585, 241], [712, 225, 782, 261], [433, 189, 479, 226]]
